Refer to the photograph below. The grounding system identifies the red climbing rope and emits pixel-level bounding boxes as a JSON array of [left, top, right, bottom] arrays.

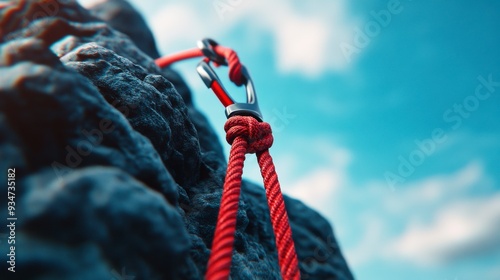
[[206, 116, 300, 280], [155, 48, 203, 68], [155, 39, 300, 280], [155, 45, 243, 86]]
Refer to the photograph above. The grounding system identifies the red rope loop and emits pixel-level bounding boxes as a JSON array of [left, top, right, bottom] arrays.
[[154, 43, 244, 87], [225, 116, 273, 154], [213, 45, 243, 86]]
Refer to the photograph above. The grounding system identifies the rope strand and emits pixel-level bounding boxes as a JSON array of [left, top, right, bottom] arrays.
[[205, 116, 300, 280], [205, 137, 247, 280], [257, 150, 300, 279]]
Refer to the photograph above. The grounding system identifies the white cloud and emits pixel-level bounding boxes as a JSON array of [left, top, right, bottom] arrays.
[[272, 14, 330, 76], [342, 161, 499, 268], [285, 140, 352, 220], [387, 194, 500, 266], [150, 3, 218, 54], [344, 215, 386, 266], [138, 0, 358, 77], [383, 161, 486, 213], [78, 0, 107, 8], [287, 168, 341, 209], [255, 0, 355, 76]]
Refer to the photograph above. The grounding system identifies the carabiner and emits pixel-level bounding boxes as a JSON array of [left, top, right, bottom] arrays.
[[197, 38, 227, 66], [196, 39, 263, 121]]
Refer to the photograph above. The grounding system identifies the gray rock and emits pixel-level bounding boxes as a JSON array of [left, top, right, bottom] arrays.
[[0, 1, 354, 279]]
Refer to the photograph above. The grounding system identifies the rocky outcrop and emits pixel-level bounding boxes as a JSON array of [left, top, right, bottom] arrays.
[[0, 1, 353, 279]]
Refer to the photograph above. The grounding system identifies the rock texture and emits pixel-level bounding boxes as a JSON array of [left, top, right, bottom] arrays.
[[0, 1, 354, 279]]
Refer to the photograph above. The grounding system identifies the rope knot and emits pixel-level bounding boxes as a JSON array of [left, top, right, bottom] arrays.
[[225, 116, 273, 154]]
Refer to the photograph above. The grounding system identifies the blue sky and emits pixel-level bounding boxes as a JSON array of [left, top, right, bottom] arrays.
[[81, 1, 500, 279]]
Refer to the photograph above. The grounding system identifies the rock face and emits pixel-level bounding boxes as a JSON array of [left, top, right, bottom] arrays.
[[0, 1, 354, 279]]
